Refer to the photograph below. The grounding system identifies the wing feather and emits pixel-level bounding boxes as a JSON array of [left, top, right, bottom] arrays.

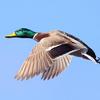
[[41, 55, 72, 80], [15, 43, 53, 80]]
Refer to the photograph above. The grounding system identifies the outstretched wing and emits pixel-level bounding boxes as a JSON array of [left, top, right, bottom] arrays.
[[15, 35, 72, 80], [41, 55, 72, 80], [15, 43, 53, 80], [15, 35, 70, 80]]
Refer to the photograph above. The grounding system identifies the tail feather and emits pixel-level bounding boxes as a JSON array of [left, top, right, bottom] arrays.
[[82, 53, 97, 64], [95, 57, 100, 64]]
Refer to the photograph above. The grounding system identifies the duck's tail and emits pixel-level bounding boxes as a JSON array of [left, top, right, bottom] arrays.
[[95, 57, 100, 64]]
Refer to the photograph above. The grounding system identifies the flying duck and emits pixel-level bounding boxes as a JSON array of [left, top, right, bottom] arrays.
[[5, 28, 100, 80]]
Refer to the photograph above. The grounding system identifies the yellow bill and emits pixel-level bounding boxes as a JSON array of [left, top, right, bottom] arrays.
[[5, 32, 17, 38]]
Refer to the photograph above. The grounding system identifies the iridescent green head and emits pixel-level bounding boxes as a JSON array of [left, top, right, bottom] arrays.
[[5, 28, 37, 39]]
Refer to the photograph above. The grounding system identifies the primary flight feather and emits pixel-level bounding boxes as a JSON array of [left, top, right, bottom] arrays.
[[5, 28, 100, 80]]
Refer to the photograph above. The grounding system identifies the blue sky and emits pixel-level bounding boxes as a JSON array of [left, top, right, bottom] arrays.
[[0, 0, 100, 100]]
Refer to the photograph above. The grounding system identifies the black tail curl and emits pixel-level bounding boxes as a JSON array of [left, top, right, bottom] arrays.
[[96, 57, 100, 64]]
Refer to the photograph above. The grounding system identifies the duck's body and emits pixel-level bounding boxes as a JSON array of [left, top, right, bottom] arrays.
[[34, 30, 96, 61], [5, 28, 100, 80]]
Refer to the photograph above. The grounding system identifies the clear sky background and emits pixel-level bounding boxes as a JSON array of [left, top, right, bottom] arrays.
[[0, 0, 100, 100]]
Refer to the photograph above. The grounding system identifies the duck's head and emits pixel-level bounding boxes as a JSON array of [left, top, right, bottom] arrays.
[[5, 28, 37, 39]]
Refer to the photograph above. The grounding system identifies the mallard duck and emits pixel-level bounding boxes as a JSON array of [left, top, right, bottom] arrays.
[[5, 28, 100, 80]]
